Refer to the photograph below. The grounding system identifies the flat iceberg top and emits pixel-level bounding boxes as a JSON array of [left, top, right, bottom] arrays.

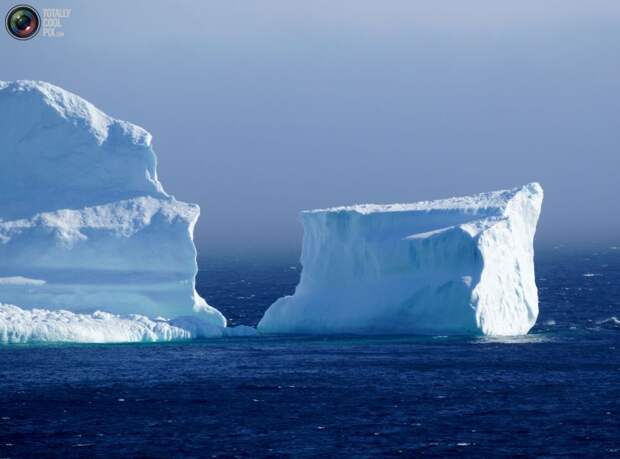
[[305, 182, 542, 216], [0, 196, 199, 242]]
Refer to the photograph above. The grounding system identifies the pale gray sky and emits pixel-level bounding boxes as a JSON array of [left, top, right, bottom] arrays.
[[2, 1, 619, 254]]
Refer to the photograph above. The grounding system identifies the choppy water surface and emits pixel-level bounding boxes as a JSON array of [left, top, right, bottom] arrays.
[[1, 247, 619, 457]]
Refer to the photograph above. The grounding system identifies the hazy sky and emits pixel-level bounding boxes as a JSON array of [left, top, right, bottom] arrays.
[[2, 1, 619, 255]]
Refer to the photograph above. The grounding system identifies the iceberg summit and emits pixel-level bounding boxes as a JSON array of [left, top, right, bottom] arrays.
[[259, 183, 544, 336], [0, 81, 229, 343]]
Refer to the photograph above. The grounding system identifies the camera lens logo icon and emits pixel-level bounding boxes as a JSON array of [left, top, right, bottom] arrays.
[[6, 5, 40, 40]]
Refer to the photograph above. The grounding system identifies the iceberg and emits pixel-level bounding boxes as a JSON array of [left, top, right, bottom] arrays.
[[258, 183, 544, 336], [0, 80, 227, 342]]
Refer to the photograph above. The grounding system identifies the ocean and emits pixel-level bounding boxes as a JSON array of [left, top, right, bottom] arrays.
[[1, 246, 619, 457]]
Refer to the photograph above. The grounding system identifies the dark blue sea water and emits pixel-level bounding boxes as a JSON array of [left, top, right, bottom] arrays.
[[1, 247, 619, 457]]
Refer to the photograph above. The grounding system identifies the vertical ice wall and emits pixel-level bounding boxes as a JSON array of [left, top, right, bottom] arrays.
[[0, 81, 226, 329], [259, 183, 543, 336]]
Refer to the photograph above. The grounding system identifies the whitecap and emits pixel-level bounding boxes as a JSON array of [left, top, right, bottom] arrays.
[[597, 317, 620, 327]]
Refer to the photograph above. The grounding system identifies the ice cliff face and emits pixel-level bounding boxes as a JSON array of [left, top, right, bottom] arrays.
[[259, 183, 544, 336], [0, 81, 226, 334]]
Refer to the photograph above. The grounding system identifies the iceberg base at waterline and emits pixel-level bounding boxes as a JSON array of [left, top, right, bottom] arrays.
[[0, 304, 257, 344]]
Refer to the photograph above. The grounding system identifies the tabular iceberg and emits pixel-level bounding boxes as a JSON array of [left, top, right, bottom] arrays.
[[259, 183, 544, 336], [0, 80, 227, 342]]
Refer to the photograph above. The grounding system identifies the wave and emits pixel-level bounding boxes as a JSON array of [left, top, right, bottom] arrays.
[[596, 316, 620, 328]]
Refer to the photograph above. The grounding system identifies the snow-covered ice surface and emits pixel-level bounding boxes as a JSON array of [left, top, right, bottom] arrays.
[[0, 81, 229, 343], [259, 183, 544, 336]]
